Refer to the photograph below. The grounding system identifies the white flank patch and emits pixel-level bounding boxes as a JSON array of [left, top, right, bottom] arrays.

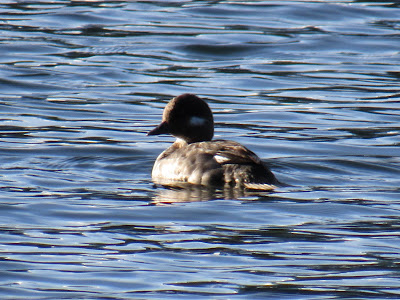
[[214, 154, 230, 164], [189, 116, 206, 126]]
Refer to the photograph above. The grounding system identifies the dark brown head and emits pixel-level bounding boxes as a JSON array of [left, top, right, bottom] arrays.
[[148, 94, 214, 144]]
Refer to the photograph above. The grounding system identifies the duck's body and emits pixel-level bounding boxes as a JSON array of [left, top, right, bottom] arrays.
[[148, 94, 278, 189]]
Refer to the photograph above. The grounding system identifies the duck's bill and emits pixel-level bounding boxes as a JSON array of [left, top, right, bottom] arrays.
[[147, 121, 169, 136]]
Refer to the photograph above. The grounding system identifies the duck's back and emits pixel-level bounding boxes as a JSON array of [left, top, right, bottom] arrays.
[[151, 140, 277, 189]]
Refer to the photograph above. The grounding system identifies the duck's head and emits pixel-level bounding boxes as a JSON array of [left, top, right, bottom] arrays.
[[148, 93, 214, 144]]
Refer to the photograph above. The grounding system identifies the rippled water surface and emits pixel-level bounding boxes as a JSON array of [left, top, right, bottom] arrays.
[[1, 1, 400, 299]]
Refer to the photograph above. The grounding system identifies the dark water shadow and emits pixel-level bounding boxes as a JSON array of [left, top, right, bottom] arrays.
[[151, 182, 280, 204]]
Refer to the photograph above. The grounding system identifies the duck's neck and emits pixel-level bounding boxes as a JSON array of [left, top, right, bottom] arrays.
[[173, 138, 189, 147]]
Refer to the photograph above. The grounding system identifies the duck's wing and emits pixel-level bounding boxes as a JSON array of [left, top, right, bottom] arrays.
[[207, 140, 278, 188], [212, 142, 262, 165]]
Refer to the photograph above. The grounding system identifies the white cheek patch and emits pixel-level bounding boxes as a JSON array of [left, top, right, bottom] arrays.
[[189, 116, 206, 126]]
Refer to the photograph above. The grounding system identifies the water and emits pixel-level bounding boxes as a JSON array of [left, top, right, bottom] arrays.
[[1, 1, 400, 299]]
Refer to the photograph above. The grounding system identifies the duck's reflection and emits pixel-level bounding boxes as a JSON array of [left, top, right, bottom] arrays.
[[151, 181, 275, 204]]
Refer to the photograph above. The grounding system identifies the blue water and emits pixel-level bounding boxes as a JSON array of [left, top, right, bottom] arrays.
[[1, 1, 400, 299]]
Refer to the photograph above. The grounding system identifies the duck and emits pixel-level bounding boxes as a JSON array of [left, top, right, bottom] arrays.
[[147, 93, 278, 190]]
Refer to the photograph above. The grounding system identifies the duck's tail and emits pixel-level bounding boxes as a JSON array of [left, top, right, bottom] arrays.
[[244, 182, 276, 191]]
